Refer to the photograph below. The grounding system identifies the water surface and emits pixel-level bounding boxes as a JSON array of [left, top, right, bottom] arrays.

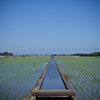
[[41, 58, 66, 90]]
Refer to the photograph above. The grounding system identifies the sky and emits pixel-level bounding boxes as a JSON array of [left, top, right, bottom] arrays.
[[0, 0, 100, 55]]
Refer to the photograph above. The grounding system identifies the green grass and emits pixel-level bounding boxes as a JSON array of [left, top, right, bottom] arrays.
[[0, 57, 50, 100], [55, 57, 100, 100]]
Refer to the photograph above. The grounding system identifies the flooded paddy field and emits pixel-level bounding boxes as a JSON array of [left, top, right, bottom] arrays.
[[0, 57, 49, 100], [55, 57, 100, 100]]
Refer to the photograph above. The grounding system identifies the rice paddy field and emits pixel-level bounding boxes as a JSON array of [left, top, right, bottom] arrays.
[[55, 57, 100, 100], [0, 56, 100, 100], [0, 57, 49, 100]]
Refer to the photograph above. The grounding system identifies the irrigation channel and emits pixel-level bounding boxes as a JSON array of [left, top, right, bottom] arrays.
[[24, 58, 78, 100], [40, 58, 66, 90]]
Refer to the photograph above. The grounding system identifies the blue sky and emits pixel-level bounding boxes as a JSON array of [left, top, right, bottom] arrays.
[[0, 0, 100, 54]]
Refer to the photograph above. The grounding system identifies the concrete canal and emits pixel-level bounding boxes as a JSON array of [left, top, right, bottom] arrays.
[[24, 58, 78, 100], [40, 58, 66, 90]]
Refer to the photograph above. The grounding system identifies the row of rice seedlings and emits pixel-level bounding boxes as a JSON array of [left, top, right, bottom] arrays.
[[3, 67, 39, 100], [0, 57, 48, 99], [55, 57, 100, 100], [70, 77, 96, 100], [73, 73, 99, 100], [0, 70, 30, 99], [0, 59, 40, 81], [77, 77, 99, 100], [13, 65, 46, 100], [15, 69, 43, 99], [69, 79, 87, 100], [8, 77, 35, 100], [0, 62, 29, 85], [2, 61, 48, 100], [3, 76, 31, 99], [1, 67, 32, 95], [77, 79, 94, 99]]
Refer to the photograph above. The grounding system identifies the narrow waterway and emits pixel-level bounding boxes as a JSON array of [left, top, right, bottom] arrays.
[[40, 58, 66, 90]]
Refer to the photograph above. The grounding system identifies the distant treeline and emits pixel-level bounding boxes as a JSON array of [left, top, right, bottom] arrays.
[[0, 52, 13, 56], [73, 52, 100, 57]]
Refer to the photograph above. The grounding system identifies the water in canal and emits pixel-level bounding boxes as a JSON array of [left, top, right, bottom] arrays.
[[40, 58, 66, 90]]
